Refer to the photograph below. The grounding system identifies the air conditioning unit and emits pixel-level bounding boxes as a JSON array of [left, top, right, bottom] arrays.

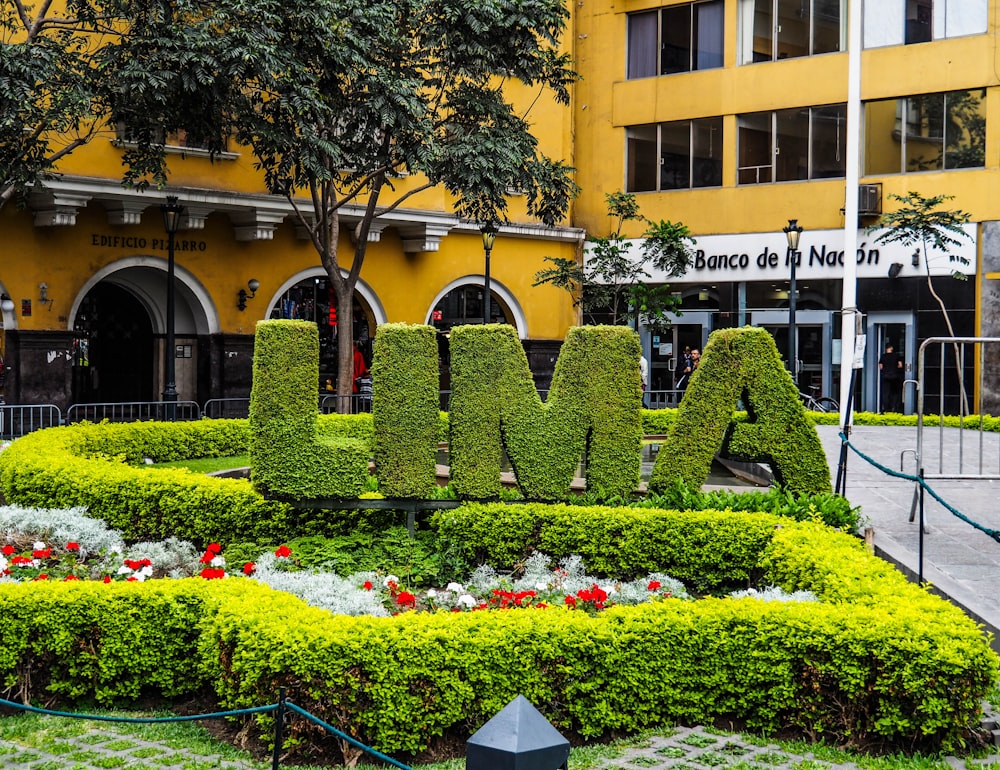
[[858, 183, 882, 216]]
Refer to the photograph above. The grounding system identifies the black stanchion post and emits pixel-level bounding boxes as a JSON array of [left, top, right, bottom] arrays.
[[835, 368, 858, 496], [918, 468, 925, 586], [272, 686, 286, 770]]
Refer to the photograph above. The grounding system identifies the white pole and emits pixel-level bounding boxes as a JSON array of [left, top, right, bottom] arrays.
[[839, 0, 863, 432]]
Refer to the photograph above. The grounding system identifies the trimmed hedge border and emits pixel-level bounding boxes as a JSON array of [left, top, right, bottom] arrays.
[[0, 506, 995, 757]]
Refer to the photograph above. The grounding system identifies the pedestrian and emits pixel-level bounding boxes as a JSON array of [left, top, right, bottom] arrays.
[[878, 343, 903, 413], [674, 347, 693, 391], [352, 342, 371, 414], [639, 354, 649, 408], [690, 348, 701, 371]]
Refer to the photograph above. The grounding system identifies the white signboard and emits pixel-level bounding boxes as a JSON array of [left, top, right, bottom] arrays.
[[592, 225, 978, 285]]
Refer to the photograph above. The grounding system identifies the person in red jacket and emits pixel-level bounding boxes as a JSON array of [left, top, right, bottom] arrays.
[[352, 343, 369, 394]]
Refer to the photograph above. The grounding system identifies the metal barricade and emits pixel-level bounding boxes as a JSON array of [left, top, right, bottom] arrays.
[[645, 389, 682, 409], [0, 404, 63, 440], [202, 398, 251, 420], [915, 337, 1000, 481], [65, 400, 202, 424]]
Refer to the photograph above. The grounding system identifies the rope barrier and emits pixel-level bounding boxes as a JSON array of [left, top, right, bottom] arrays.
[[0, 695, 413, 770], [285, 702, 414, 770], [0, 695, 277, 722], [838, 432, 1000, 543]]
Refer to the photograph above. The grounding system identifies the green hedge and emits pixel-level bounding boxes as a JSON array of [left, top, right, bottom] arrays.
[[249, 320, 369, 500], [0, 421, 290, 544], [449, 324, 642, 500], [1, 508, 993, 756], [432, 503, 777, 591], [650, 327, 831, 495], [372, 324, 440, 498]]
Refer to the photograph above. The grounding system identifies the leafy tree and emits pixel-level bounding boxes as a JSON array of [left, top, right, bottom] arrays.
[[871, 191, 972, 413], [107, 0, 578, 410], [533, 191, 695, 331], [0, 0, 119, 209]]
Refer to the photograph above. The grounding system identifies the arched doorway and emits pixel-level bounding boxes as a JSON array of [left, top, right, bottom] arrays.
[[72, 283, 154, 403], [269, 275, 377, 391]]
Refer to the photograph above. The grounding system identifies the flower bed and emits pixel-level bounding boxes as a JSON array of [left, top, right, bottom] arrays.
[[1, 503, 996, 761]]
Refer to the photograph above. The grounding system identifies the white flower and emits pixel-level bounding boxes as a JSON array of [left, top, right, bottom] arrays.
[[210, 556, 226, 568], [0, 556, 7, 572], [384, 574, 399, 587], [117, 565, 133, 575], [535, 581, 548, 591], [426, 589, 437, 599], [33, 541, 46, 551], [457, 594, 477, 609], [138, 565, 154, 580], [446, 582, 464, 592]]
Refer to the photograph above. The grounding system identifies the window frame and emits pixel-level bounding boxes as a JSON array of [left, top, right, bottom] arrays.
[[625, 118, 724, 193], [626, 0, 724, 80], [737, 104, 847, 185], [738, 0, 846, 64]]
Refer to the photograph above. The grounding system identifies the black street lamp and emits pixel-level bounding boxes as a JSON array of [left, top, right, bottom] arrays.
[[480, 223, 497, 325], [783, 218, 803, 385], [161, 196, 183, 419]]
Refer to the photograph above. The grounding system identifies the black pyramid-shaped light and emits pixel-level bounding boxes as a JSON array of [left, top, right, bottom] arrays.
[[466, 695, 570, 770]]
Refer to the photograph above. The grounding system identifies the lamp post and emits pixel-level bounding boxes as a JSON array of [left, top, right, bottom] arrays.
[[783, 219, 803, 386], [481, 223, 497, 325], [161, 196, 183, 420]]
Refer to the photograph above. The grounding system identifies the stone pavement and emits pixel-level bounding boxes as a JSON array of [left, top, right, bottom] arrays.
[[4, 720, 1000, 770], [815, 424, 1000, 647]]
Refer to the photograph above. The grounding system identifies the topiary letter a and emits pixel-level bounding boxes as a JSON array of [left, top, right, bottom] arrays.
[[648, 326, 831, 495]]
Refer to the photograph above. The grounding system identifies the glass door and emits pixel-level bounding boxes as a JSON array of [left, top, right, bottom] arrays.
[[864, 312, 915, 414], [749, 310, 836, 397]]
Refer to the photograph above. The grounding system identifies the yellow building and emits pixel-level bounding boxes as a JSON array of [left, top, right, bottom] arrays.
[[0, 74, 581, 411], [571, 0, 995, 414]]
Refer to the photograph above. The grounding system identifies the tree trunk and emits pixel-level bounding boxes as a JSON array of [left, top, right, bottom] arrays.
[[922, 243, 970, 416]]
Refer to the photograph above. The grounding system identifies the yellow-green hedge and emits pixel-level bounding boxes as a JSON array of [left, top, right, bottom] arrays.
[[0, 508, 994, 757]]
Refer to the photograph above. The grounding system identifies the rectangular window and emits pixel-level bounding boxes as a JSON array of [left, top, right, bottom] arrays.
[[863, 89, 985, 174], [740, 0, 845, 63], [738, 104, 847, 184], [626, 118, 723, 192], [863, 0, 986, 48], [627, 1, 723, 79]]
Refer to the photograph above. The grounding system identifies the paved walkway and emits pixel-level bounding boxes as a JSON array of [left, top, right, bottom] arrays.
[[816, 424, 1000, 645]]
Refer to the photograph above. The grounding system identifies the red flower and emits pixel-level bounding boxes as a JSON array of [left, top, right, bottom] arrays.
[[124, 558, 152, 571], [206, 543, 222, 554], [65, 542, 80, 551], [11, 556, 33, 566], [199, 568, 226, 580], [199, 550, 215, 564], [35, 574, 49, 581], [395, 591, 416, 608], [1, 545, 14, 556], [565, 595, 577, 609], [274, 545, 292, 558], [103, 575, 112, 584], [647, 580, 661, 591], [63, 574, 80, 581], [32, 548, 52, 559], [242, 562, 256, 576], [363, 581, 373, 591]]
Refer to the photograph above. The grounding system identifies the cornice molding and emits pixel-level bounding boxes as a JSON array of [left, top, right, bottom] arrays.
[[26, 175, 585, 249]]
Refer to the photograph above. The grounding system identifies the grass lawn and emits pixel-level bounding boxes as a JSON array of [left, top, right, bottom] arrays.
[[150, 455, 249, 473]]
